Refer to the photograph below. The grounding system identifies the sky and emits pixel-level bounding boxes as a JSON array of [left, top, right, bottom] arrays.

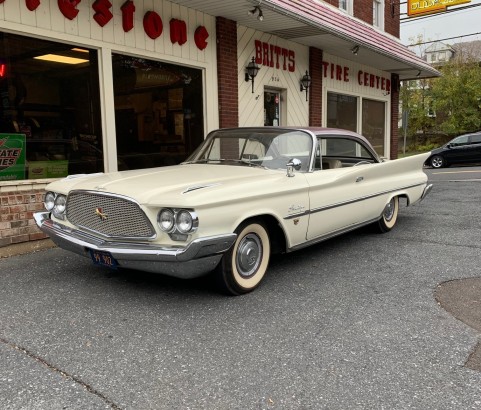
[[399, 0, 481, 49]]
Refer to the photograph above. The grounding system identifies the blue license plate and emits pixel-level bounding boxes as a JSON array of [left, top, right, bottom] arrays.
[[89, 249, 118, 269]]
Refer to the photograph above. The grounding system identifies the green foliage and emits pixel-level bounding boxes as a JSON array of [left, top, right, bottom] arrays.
[[400, 39, 481, 146], [430, 57, 481, 133]]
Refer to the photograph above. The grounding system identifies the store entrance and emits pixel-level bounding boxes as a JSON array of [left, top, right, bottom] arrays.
[[264, 91, 281, 126]]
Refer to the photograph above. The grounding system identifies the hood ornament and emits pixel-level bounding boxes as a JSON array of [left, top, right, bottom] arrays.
[[95, 207, 108, 221]]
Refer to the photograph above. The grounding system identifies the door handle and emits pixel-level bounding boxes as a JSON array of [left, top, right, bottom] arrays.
[[356, 176, 364, 183]]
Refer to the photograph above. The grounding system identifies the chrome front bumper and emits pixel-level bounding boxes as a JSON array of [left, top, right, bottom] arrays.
[[34, 212, 236, 279]]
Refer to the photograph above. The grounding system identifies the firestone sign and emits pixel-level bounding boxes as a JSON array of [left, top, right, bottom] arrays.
[[407, 0, 470, 17], [0, 0, 210, 50]]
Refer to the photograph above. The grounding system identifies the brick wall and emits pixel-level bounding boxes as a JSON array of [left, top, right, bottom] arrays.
[[385, 0, 400, 38], [216, 17, 239, 128], [354, 0, 373, 25], [309, 47, 323, 127], [0, 183, 49, 248], [390, 74, 400, 159]]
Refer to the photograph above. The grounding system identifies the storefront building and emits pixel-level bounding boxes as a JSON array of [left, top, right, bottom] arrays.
[[0, 0, 437, 247]]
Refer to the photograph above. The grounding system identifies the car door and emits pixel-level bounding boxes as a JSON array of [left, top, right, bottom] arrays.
[[469, 133, 481, 163], [304, 136, 381, 241], [444, 134, 472, 164]]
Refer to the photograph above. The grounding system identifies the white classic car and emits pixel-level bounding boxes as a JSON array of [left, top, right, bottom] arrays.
[[34, 127, 432, 295]]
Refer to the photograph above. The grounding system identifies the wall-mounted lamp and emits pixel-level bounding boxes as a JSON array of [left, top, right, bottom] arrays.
[[247, 6, 264, 21], [300, 71, 311, 101], [351, 45, 359, 55], [245, 57, 260, 93]]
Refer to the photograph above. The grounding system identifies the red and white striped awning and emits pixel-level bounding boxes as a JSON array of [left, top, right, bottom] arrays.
[[171, 0, 439, 80]]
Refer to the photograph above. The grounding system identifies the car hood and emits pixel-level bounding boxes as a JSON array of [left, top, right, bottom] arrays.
[[46, 164, 294, 206]]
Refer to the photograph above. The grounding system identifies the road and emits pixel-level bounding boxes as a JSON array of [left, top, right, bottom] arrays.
[[1, 167, 481, 410]]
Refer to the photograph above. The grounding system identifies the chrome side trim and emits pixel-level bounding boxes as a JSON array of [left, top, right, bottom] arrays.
[[183, 183, 221, 194], [284, 182, 426, 220], [288, 217, 379, 252]]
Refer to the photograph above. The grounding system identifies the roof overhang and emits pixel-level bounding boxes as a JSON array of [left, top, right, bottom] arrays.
[[170, 0, 440, 80]]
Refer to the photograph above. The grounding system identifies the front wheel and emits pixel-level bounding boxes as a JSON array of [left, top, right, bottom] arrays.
[[215, 220, 271, 295], [376, 196, 399, 233], [430, 155, 445, 168]]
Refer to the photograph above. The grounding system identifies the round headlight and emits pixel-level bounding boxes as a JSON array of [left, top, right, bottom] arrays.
[[44, 192, 56, 211], [158, 209, 175, 232], [176, 210, 193, 234], [54, 195, 67, 214]]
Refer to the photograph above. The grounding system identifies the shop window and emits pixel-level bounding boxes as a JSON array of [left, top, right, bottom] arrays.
[[0, 32, 102, 181], [339, 0, 353, 15], [362, 99, 385, 155], [327, 92, 358, 132], [112, 55, 204, 170]]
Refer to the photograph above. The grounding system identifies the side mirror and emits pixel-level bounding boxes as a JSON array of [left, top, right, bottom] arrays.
[[286, 158, 302, 177]]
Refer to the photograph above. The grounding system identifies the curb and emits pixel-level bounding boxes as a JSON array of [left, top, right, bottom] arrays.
[[0, 239, 56, 259]]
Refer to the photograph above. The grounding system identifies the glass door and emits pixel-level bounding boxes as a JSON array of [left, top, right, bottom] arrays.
[[264, 91, 280, 126]]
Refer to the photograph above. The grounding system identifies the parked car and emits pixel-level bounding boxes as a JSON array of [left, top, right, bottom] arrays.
[[34, 127, 432, 295], [425, 132, 481, 168]]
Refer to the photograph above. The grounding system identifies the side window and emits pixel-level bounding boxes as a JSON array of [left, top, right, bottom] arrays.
[[316, 137, 376, 169], [451, 135, 469, 146], [470, 134, 481, 144]]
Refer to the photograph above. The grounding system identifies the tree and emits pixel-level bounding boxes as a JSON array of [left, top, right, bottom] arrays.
[[430, 47, 481, 134]]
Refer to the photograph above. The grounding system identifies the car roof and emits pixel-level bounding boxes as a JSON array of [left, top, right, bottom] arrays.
[[217, 126, 371, 144]]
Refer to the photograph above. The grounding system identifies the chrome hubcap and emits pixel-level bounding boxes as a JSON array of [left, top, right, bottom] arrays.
[[383, 199, 395, 222], [236, 233, 262, 278]]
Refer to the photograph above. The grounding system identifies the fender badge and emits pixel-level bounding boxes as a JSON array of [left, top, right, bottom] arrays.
[[95, 207, 108, 221]]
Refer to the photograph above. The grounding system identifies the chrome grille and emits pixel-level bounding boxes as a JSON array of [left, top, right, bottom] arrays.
[[66, 191, 156, 239]]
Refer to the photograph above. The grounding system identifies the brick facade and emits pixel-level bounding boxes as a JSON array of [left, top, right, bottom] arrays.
[[354, 1, 373, 25], [385, 0, 400, 38], [309, 47, 323, 127], [0, 185, 48, 248], [216, 17, 239, 128], [390, 74, 400, 159]]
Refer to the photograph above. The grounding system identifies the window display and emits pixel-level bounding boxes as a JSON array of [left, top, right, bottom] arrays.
[[112, 55, 204, 170], [0, 32, 102, 181]]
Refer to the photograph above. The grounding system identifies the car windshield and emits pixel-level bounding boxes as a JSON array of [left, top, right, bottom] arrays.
[[184, 128, 313, 171]]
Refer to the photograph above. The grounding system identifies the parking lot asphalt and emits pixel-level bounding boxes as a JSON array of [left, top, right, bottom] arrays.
[[1, 167, 481, 409]]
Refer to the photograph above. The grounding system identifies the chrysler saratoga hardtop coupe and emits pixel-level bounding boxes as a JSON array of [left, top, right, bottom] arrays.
[[35, 127, 432, 295]]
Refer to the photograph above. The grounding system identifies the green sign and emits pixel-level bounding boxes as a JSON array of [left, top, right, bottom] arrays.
[[0, 133, 26, 181], [28, 160, 69, 179]]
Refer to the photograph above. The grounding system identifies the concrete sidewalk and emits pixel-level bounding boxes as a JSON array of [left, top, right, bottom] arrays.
[[0, 239, 55, 259]]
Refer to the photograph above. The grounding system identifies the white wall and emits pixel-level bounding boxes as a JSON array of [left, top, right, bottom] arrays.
[[0, 0, 218, 171], [237, 26, 309, 127]]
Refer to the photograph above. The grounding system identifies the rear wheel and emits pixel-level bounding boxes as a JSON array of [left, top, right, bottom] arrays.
[[376, 196, 399, 233], [215, 220, 270, 295], [430, 155, 445, 168]]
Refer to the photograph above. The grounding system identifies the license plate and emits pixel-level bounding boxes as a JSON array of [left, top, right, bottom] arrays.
[[89, 249, 118, 269]]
